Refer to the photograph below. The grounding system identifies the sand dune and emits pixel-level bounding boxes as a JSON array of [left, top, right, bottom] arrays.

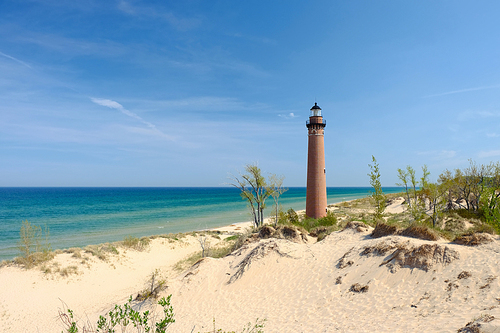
[[1, 219, 500, 332]]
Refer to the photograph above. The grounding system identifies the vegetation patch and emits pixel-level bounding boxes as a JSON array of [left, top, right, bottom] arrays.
[[122, 236, 150, 251], [135, 269, 167, 301], [343, 221, 369, 233], [174, 251, 203, 273], [349, 283, 369, 293], [371, 223, 399, 238], [361, 241, 399, 257], [379, 243, 459, 272], [15, 220, 53, 269], [310, 226, 337, 241], [228, 240, 292, 284], [400, 225, 439, 241], [458, 271, 472, 280], [453, 232, 495, 246], [457, 314, 495, 333], [84, 243, 118, 261]]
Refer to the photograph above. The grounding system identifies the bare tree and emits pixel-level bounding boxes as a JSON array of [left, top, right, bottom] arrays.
[[198, 234, 210, 257], [230, 163, 271, 228], [267, 174, 288, 226]]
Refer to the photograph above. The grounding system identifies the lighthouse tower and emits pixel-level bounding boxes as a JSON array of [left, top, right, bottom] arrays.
[[306, 102, 327, 219]]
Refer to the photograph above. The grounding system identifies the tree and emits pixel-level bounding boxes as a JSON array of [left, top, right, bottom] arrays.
[[425, 182, 447, 227], [230, 163, 271, 228], [368, 156, 386, 221], [266, 174, 288, 227], [397, 165, 431, 222], [396, 168, 411, 208], [407, 165, 418, 205], [438, 169, 458, 210]]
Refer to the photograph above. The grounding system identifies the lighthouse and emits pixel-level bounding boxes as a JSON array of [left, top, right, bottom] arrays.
[[306, 102, 327, 219]]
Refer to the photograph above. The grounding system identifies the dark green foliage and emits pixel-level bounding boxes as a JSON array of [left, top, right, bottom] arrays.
[[286, 208, 299, 224], [317, 211, 338, 227]]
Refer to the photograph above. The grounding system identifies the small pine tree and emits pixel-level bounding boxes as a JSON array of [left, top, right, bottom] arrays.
[[368, 156, 386, 221]]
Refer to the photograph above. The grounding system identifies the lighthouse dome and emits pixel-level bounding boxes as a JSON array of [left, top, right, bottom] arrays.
[[310, 102, 322, 117]]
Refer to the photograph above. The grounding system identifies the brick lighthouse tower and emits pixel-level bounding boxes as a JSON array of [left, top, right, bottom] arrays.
[[306, 102, 327, 219]]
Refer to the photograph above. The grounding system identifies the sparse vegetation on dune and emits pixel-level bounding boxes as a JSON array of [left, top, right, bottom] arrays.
[[122, 236, 151, 251]]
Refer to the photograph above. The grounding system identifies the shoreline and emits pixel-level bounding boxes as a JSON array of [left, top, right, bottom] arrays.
[[3, 194, 500, 332], [1, 187, 403, 261], [0, 202, 323, 263]]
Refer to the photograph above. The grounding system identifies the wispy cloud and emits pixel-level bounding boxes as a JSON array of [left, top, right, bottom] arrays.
[[478, 150, 500, 158], [122, 96, 271, 114], [90, 97, 175, 141], [424, 84, 500, 98], [0, 51, 32, 68], [457, 110, 500, 121], [17, 33, 126, 57], [117, 1, 201, 31], [278, 112, 298, 119], [418, 150, 457, 160]]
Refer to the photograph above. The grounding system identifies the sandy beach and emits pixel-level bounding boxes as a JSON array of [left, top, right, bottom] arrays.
[[1, 200, 500, 332]]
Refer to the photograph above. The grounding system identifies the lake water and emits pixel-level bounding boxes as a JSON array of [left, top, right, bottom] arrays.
[[0, 187, 402, 260]]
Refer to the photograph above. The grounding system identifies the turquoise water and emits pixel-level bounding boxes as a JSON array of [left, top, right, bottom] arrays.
[[0, 187, 402, 260]]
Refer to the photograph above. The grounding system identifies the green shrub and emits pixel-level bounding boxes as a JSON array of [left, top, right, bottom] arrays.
[[60, 295, 175, 333], [286, 208, 299, 224], [282, 210, 338, 233], [317, 211, 337, 227]]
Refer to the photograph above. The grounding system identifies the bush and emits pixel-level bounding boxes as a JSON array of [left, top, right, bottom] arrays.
[[16, 220, 53, 268], [371, 223, 398, 238], [286, 208, 299, 224], [400, 224, 439, 241], [317, 211, 337, 227], [283, 210, 337, 233], [60, 296, 265, 333], [60, 295, 175, 333], [122, 236, 150, 251]]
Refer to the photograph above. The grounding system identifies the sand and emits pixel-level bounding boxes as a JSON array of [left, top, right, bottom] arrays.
[[1, 204, 500, 332]]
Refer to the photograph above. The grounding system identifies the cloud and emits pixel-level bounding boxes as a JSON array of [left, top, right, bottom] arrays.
[[278, 112, 298, 119], [418, 150, 457, 160], [117, 1, 201, 31], [478, 150, 500, 158], [0, 51, 32, 68], [17, 33, 126, 57], [90, 97, 175, 141], [457, 110, 500, 121], [424, 84, 500, 98]]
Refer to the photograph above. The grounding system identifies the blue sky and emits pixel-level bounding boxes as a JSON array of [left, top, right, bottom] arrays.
[[1, 0, 500, 187]]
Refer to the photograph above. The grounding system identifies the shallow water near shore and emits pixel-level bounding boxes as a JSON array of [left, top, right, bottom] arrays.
[[0, 187, 401, 260]]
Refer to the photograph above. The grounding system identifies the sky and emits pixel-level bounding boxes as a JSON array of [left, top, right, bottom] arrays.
[[1, 0, 500, 187]]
